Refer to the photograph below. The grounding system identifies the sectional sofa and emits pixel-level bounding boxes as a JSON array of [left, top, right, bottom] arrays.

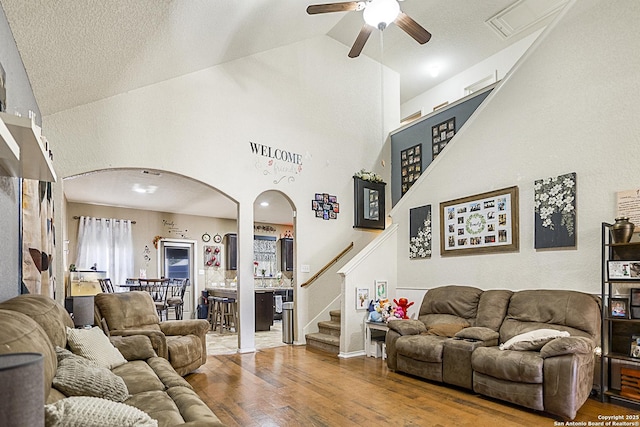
[[385, 285, 601, 420], [0, 293, 223, 426]]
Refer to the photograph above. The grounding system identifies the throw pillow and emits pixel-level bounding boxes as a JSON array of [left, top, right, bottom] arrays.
[[45, 396, 157, 427], [455, 326, 499, 342], [423, 322, 469, 337], [66, 326, 127, 369], [499, 328, 570, 351], [53, 354, 129, 402]]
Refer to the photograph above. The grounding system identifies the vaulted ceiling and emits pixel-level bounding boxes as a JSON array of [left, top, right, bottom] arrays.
[[1, 0, 565, 223]]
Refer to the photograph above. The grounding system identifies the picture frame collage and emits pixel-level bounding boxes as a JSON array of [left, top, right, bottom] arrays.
[[431, 117, 456, 159], [440, 186, 519, 256], [400, 144, 422, 196], [312, 193, 339, 220]]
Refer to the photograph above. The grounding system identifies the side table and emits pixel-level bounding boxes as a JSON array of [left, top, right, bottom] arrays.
[[364, 321, 388, 359]]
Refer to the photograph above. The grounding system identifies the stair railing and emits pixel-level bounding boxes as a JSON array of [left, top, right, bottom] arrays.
[[300, 242, 354, 288]]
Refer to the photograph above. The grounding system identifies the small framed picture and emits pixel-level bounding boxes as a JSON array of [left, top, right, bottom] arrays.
[[608, 261, 640, 279], [631, 306, 640, 320], [375, 280, 387, 299], [356, 287, 370, 310], [631, 288, 640, 306], [610, 297, 629, 318], [631, 335, 640, 358]]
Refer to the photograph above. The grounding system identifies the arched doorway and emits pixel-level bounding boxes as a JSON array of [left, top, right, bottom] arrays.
[[252, 190, 296, 344], [62, 167, 238, 320]]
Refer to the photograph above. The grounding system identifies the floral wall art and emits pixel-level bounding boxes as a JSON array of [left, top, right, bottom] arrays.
[[534, 172, 576, 249], [409, 205, 432, 259]]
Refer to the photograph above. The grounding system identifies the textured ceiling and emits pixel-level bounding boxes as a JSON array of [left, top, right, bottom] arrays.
[[0, 0, 552, 116], [0, 0, 562, 222]]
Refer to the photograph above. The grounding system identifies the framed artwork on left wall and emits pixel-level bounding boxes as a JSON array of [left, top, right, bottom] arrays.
[[356, 287, 370, 310]]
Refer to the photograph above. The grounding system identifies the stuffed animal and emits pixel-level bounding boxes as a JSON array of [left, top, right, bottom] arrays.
[[393, 297, 414, 320], [367, 298, 393, 322]]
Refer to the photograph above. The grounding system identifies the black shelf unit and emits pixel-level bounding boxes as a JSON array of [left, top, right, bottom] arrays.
[[600, 222, 640, 405]]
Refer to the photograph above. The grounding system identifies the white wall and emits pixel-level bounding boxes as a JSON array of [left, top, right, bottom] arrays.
[[400, 29, 541, 121], [44, 35, 399, 348], [392, 0, 640, 295]]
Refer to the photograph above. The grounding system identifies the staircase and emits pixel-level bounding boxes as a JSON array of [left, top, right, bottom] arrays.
[[305, 310, 341, 355]]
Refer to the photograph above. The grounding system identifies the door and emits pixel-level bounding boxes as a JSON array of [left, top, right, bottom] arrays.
[[158, 239, 196, 319]]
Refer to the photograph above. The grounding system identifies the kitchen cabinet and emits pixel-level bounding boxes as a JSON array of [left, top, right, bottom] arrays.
[[255, 290, 274, 331], [280, 238, 293, 272]]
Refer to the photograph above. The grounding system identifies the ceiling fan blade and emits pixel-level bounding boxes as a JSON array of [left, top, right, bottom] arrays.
[[348, 25, 373, 58], [394, 11, 431, 44], [307, 2, 362, 15]]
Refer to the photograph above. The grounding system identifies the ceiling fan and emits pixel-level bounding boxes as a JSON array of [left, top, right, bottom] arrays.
[[307, 0, 431, 58]]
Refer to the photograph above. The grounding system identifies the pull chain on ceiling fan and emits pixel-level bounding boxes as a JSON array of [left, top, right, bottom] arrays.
[[307, 0, 431, 58]]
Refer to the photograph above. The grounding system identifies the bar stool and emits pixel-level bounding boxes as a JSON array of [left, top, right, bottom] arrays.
[[221, 298, 238, 333], [207, 296, 224, 333]]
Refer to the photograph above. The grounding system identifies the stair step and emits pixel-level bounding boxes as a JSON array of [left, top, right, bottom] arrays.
[[305, 332, 340, 355], [318, 320, 341, 337], [329, 310, 341, 323]]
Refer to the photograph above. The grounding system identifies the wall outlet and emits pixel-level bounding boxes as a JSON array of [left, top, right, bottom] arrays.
[[300, 264, 310, 273]]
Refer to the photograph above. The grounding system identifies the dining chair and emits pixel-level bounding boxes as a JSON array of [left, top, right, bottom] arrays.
[[98, 278, 115, 293], [139, 279, 170, 320], [167, 278, 189, 320]]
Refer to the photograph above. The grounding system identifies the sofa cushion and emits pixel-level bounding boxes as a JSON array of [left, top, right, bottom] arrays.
[[455, 326, 499, 342], [472, 346, 543, 383], [67, 326, 127, 369], [0, 294, 74, 349], [44, 396, 157, 427], [396, 335, 447, 362], [147, 357, 194, 390], [109, 335, 157, 361], [125, 390, 185, 427], [112, 360, 166, 395], [53, 353, 129, 402], [500, 290, 600, 343], [418, 286, 483, 322], [475, 290, 513, 331], [499, 329, 570, 351], [96, 291, 162, 331], [425, 322, 469, 337]]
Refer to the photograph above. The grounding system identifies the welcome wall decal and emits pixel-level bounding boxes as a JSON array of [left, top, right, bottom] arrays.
[[250, 141, 304, 184]]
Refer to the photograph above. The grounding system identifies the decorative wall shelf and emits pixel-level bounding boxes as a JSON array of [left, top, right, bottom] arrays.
[[0, 116, 20, 177], [0, 112, 56, 182]]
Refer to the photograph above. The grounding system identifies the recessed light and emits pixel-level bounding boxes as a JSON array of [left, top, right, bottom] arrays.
[[260, 201, 269, 207]]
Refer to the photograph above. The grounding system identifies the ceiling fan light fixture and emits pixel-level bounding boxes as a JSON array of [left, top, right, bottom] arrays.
[[363, 0, 400, 30]]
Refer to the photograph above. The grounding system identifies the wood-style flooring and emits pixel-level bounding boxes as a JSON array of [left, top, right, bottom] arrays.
[[186, 346, 639, 426]]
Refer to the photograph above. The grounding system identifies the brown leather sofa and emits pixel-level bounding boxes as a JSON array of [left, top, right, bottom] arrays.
[[0, 293, 223, 426], [385, 285, 601, 420], [95, 291, 209, 376]]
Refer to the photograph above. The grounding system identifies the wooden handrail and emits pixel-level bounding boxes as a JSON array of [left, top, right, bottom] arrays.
[[300, 242, 354, 288]]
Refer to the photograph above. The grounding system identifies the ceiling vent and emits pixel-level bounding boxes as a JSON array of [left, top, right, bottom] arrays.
[[485, 0, 568, 40]]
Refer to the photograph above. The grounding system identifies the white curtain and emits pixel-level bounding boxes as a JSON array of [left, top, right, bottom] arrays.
[[75, 216, 134, 286]]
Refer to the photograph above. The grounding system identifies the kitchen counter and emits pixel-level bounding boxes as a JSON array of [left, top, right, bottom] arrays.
[[205, 286, 293, 331]]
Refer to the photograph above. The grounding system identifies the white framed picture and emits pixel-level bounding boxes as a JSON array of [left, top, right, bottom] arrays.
[[356, 287, 370, 310], [375, 280, 387, 299], [608, 261, 640, 279]]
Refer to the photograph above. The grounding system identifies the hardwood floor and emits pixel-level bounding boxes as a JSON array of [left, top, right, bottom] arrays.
[[186, 346, 639, 426]]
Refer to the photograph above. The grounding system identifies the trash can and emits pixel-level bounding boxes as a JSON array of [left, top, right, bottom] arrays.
[[282, 302, 294, 344]]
